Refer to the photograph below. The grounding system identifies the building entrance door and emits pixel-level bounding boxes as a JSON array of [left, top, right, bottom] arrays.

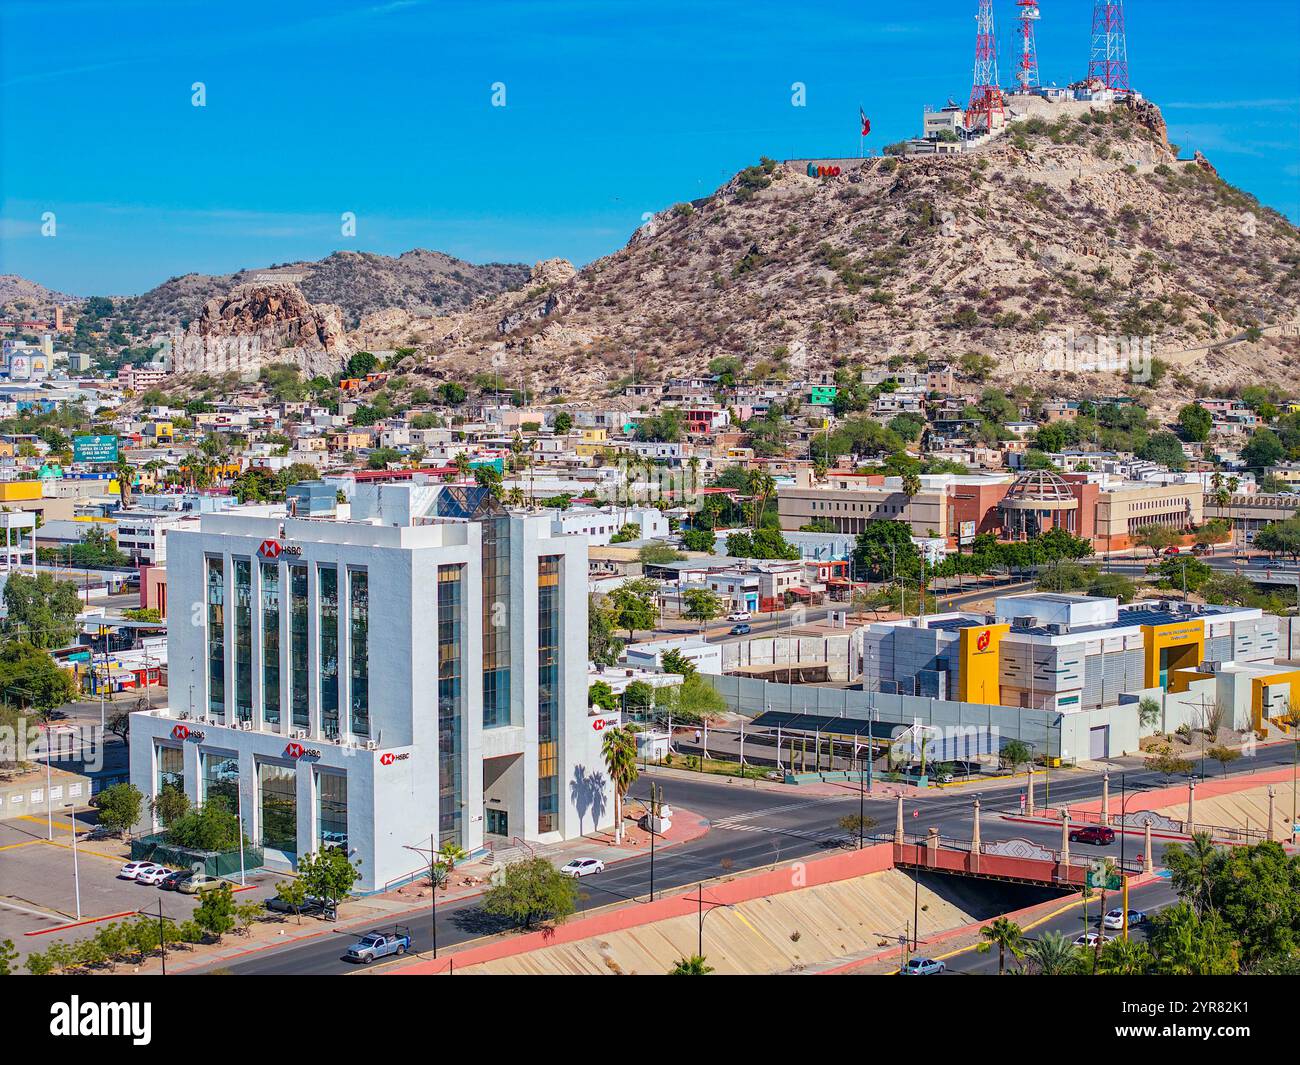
[[486, 808, 509, 837]]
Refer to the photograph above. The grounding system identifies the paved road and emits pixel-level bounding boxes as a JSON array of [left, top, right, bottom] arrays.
[[197, 746, 1291, 975]]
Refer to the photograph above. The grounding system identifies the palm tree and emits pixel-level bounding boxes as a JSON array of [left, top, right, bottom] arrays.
[[669, 954, 714, 975], [1022, 931, 1082, 975], [452, 452, 472, 480], [601, 726, 639, 845], [900, 471, 923, 501], [978, 916, 1024, 975], [1095, 936, 1154, 975], [436, 841, 468, 870], [745, 469, 776, 528], [1163, 832, 1222, 917]]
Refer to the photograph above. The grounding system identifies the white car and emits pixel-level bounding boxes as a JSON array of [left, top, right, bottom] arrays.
[[118, 861, 163, 881], [1103, 908, 1147, 930], [1074, 932, 1113, 948], [726, 611, 751, 622], [136, 865, 174, 886], [560, 858, 605, 878]]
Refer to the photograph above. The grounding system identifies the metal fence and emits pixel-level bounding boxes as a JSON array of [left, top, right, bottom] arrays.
[[129, 831, 265, 878]]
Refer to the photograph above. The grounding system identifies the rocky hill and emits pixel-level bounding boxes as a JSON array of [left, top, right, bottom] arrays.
[[0, 275, 80, 316], [122, 249, 531, 330], [372, 99, 1300, 408]]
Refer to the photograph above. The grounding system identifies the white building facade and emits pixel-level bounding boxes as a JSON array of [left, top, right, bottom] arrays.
[[128, 485, 611, 892]]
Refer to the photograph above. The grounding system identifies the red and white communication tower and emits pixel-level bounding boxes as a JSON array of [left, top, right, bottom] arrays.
[[1016, 0, 1041, 93], [1088, 1, 1130, 92], [966, 0, 1004, 131]]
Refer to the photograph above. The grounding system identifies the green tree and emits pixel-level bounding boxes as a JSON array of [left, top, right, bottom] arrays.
[[999, 739, 1032, 771], [659, 648, 697, 677], [681, 529, 716, 553], [92, 783, 144, 837], [1242, 427, 1285, 469], [2, 572, 82, 648], [682, 589, 724, 630], [1163, 832, 1222, 918], [553, 411, 573, 434], [296, 846, 362, 919], [588, 680, 618, 713], [853, 520, 919, 581], [0, 937, 17, 976], [0, 642, 78, 717], [193, 882, 237, 940], [165, 798, 243, 851], [1021, 930, 1083, 975], [601, 726, 639, 845], [1147, 902, 1238, 975], [588, 596, 624, 667], [150, 785, 190, 829], [1133, 524, 1182, 558], [344, 351, 378, 378], [273, 877, 310, 924], [1177, 403, 1213, 442], [608, 580, 658, 641], [978, 916, 1024, 975], [657, 673, 726, 725], [1096, 936, 1154, 975], [438, 381, 467, 405], [669, 954, 714, 975], [1137, 431, 1188, 471], [482, 857, 579, 930]]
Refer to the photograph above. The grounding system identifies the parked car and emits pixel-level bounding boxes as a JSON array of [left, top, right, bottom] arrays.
[[1068, 826, 1116, 845], [117, 861, 163, 881], [159, 869, 197, 891], [559, 858, 605, 878], [1103, 908, 1147, 930], [726, 611, 751, 622], [136, 865, 175, 886], [344, 928, 411, 964], [264, 894, 333, 919], [177, 873, 225, 895], [729, 623, 752, 636], [1074, 932, 1113, 947], [900, 957, 946, 975]]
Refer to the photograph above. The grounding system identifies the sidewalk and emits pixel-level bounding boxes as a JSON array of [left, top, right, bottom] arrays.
[[150, 806, 708, 975]]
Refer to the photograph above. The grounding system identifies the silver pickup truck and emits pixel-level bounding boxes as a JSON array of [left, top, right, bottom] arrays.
[[344, 927, 412, 964]]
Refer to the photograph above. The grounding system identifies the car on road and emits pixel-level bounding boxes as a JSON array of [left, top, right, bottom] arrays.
[[118, 861, 163, 881], [1074, 932, 1113, 948], [136, 864, 175, 886], [159, 869, 197, 891], [1068, 826, 1116, 845], [1162, 546, 1182, 556], [559, 857, 605, 878], [726, 611, 751, 622], [729, 623, 752, 636], [1103, 908, 1147, 930], [344, 928, 411, 964], [900, 957, 946, 975]]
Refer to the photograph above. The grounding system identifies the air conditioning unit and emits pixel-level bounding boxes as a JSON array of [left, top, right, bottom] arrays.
[[292, 729, 307, 740], [1013, 616, 1037, 629], [365, 740, 379, 751]]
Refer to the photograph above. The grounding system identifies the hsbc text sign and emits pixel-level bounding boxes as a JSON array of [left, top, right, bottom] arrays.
[[258, 540, 302, 559]]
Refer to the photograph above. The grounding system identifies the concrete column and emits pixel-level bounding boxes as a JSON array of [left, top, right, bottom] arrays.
[[1144, 821, 1154, 874], [1268, 785, 1276, 841], [926, 826, 940, 865], [1027, 765, 1035, 814], [1101, 772, 1110, 827], [1061, 812, 1071, 866], [972, 798, 982, 854], [1187, 780, 1196, 831], [895, 795, 904, 844]]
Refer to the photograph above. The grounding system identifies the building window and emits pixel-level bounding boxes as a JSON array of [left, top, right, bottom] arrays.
[[261, 562, 281, 727], [537, 555, 561, 834], [438, 565, 464, 847], [289, 565, 309, 730], [206, 556, 225, 718], [157, 744, 184, 798], [202, 752, 239, 814], [258, 762, 297, 856], [317, 771, 348, 850], [349, 569, 369, 737], [482, 516, 512, 728], [233, 559, 253, 723], [319, 565, 340, 739]]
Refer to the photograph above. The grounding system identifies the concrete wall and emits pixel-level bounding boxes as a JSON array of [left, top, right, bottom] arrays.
[[721, 634, 855, 682]]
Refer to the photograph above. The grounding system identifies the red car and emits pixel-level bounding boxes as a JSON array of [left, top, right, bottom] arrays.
[[1069, 826, 1116, 845]]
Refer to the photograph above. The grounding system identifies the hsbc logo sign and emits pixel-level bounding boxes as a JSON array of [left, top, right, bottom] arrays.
[[258, 540, 302, 559], [171, 724, 205, 741], [593, 718, 617, 731], [379, 752, 410, 766], [285, 742, 321, 759]]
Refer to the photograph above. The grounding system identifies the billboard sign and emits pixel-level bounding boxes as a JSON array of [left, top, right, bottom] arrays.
[[73, 435, 119, 463]]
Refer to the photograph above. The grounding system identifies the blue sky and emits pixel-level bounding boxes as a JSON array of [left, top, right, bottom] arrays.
[[2, 0, 1297, 295]]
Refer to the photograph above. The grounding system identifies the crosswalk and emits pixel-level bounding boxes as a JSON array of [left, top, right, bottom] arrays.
[[709, 800, 837, 828]]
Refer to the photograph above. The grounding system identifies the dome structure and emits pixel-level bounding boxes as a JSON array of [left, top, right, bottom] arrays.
[[999, 469, 1079, 539]]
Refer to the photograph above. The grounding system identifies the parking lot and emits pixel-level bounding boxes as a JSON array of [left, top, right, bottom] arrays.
[[0, 812, 284, 962]]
